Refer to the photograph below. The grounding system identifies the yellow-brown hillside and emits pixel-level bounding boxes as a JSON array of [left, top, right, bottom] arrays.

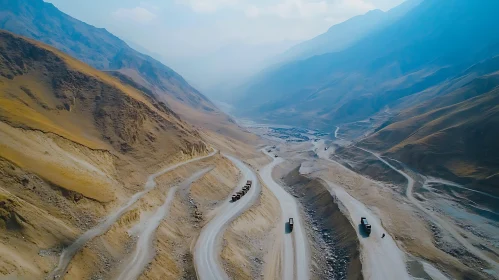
[[0, 30, 208, 202]]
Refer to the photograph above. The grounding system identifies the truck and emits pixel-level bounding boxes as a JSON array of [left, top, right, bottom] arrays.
[[360, 217, 371, 235], [289, 218, 294, 232], [232, 193, 241, 202]]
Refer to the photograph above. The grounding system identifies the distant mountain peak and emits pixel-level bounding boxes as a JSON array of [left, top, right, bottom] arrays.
[[273, 0, 421, 65], [365, 9, 384, 15]]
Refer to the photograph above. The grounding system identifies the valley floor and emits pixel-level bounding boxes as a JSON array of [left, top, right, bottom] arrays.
[[1, 121, 498, 280]]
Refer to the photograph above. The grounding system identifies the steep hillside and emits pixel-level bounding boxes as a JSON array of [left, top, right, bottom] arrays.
[[360, 70, 499, 196], [274, 0, 421, 64], [0, 30, 208, 201], [392, 56, 499, 117], [235, 0, 499, 128], [0, 0, 254, 140], [0, 30, 214, 278]]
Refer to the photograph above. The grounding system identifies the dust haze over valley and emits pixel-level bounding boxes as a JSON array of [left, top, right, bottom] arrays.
[[1, 0, 499, 280]]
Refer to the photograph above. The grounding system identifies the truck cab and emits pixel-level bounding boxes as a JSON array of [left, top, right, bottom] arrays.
[[360, 217, 372, 235]]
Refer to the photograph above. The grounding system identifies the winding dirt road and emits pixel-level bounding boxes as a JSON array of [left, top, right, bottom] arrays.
[[48, 150, 216, 279], [425, 177, 499, 200], [356, 147, 499, 274], [309, 141, 421, 279], [117, 168, 213, 280], [194, 154, 260, 280], [325, 181, 411, 280], [260, 149, 310, 280], [334, 126, 340, 139]]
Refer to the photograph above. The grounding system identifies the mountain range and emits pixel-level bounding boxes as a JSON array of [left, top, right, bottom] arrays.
[[0, 0, 498, 278], [0, 0, 211, 108], [0, 1, 267, 277], [360, 55, 499, 196], [273, 0, 422, 65], [229, 0, 499, 194], [234, 0, 499, 129], [0, 0, 256, 141]]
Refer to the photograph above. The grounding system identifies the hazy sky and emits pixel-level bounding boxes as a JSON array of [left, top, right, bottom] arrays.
[[46, 0, 404, 59], [45, 0, 405, 95]]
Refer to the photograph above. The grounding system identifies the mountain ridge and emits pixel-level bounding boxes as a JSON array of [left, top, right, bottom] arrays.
[[0, 0, 260, 144], [270, 0, 422, 69], [360, 75, 499, 196], [0, 0, 217, 114], [0, 29, 209, 201], [234, 0, 499, 128]]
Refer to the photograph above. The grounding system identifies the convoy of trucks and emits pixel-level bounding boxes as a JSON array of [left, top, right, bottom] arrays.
[[231, 180, 253, 202], [229, 147, 375, 240]]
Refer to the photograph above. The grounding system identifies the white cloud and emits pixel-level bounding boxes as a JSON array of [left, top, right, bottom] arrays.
[[245, 5, 261, 18], [180, 0, 239, 13], [332, 0, 376, 16], [245, 0, 376, 20], [112, 6, 157, 24], [140, 1, 160, 12], [246, 0, 328, 19], [180, 0, 376, 20]]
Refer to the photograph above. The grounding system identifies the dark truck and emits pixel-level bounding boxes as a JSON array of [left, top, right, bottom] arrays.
[[289, 218, 294, 232], [231, 193, 240, 202], [361, 217, 372, 235]]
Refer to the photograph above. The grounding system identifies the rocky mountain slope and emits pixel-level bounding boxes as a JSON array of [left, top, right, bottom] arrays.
[[360, 59, 499, 196], [0, 30, 212, 278], [0, 0, 212, 111], [0, 0, 254, 142], [0, 29, 209, 198], [235, 0, 499, 129]]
